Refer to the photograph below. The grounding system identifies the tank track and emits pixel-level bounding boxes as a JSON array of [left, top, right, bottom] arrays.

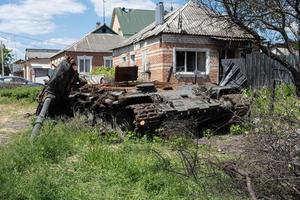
[[128, 103, 165, 132]]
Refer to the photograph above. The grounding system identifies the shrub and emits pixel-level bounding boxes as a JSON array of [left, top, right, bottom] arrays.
[[92, 66, 115, 78]]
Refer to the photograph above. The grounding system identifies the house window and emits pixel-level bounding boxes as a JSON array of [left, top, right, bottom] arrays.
[[78, 56, 92, 73], [122, 55, 127, 63], [130, 54, 135, 66], [103, 56, 113, 67], [175, 49, 209, 74]]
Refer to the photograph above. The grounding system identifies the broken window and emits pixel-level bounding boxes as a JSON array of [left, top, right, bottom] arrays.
[[78, 56, 92, 73], [175, 50, 208, 74]]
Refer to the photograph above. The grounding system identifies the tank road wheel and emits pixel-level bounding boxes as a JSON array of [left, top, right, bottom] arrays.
[[114, 111, 134, 138]]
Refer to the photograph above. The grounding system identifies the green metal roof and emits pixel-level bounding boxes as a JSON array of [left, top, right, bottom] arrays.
[[111, 8, 155, 37]]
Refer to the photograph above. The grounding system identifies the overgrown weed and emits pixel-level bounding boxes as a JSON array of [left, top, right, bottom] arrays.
[[0, 118, 245, 200]]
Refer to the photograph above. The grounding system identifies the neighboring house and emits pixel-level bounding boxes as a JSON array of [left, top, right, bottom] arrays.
[[113, 1, 253, 84], [51, 24, 125, 74], [111, 7, 155, 38], [10, 59, 25, 77], [25, 49, 60, 84]]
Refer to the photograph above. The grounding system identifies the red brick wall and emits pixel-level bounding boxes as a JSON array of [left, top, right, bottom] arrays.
[[113, 38, 220, 84]]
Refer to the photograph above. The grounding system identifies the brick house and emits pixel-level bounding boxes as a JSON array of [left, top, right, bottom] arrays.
[[51, 24, 125, 74], [113, 1, 253, 84]]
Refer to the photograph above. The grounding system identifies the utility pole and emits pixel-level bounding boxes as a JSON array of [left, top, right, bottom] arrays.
[[103, 0, 106, 24], [0, 41, 4, 77]]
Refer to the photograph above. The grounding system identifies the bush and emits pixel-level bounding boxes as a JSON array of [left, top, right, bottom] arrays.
[[92, 66, 115, 78], [0, 86, 42, 103]]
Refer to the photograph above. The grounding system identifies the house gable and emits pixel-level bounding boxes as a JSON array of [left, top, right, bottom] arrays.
[[111, 7, 155, 37], [92, 24, 117, 34], [111, 15, 123, 36]]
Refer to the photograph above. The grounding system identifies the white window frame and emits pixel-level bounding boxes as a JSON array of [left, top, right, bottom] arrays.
[[173, 48, 210, 76], [77, 56, 92, 74], [103, 56, 113, 67]]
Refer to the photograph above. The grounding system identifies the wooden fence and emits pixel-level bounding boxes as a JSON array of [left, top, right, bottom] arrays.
[[221, 53, 296, 88]]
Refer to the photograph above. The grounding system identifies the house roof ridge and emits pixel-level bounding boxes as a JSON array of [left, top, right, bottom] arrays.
[[51, 24, 121, 58], [114, 1, 253, 50]]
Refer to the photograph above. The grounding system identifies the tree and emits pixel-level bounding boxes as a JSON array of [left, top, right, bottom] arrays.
[[197, 0, 300, 96], [0, 44, 13, 76]]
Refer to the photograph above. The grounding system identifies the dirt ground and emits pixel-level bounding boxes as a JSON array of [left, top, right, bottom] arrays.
[[197, 134, 247, 156], [0, 102, 35, 145]]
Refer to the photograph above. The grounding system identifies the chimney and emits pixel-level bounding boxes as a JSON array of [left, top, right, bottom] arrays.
[[155, 2, 164, 25]]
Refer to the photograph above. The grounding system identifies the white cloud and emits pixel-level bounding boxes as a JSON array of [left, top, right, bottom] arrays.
[[0, 0, 86, 35], [0, 36, 78, 60], [31, 37, 78, 47]]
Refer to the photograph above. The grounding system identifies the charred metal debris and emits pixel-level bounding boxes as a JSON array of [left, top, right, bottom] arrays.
[[32, 59, 249, 139]]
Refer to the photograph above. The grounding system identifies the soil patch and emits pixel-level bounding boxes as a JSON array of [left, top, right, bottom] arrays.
[[0, 103, 35, 145]]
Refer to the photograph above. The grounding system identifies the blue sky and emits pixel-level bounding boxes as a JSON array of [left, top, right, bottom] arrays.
[[0, 0, 186, 59]]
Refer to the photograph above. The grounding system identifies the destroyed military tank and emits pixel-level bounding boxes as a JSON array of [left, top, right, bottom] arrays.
[[32, 58, 249, 139]]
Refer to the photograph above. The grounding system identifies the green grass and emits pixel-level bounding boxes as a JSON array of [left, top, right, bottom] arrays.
[[0, 86, 43, 104], [0, 119, 246, 200], [245, 85, 300, 118]]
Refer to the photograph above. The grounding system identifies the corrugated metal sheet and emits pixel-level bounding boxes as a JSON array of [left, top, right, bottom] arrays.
[[26, 49, 60, 59], [66, 34, 125, 52], [53, 33, 125, 57], [116, 1, 253, 48]]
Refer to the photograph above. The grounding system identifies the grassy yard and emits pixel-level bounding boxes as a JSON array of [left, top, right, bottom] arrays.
[[0, 118, 247, 200], [0, 85, 247, 200], [9, 85, 299, 199]]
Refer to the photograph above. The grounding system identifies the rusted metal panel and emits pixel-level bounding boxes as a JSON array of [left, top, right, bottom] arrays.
[[115, 66, 138, 82]]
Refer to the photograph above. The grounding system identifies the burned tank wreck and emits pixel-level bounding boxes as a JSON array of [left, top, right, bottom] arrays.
[[32, 59, 249, 139]]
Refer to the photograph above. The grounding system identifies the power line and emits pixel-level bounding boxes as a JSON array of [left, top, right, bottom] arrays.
[[0, 31, 68, 46]]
